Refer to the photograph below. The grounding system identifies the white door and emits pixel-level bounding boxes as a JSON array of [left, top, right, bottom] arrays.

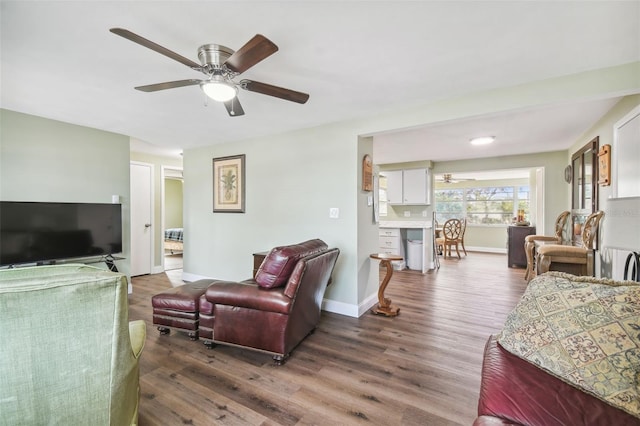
[[130, 162, 153, 276]]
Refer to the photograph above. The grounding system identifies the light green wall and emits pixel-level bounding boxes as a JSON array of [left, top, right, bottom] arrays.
[[429, 177, 530, 251], [357, 137, 379, 315], [181, 62, 639, 316], [183, 121, 357, 307], [165, 179, 183, 229], [566, 94, 640, 207], [434, 151, 568, 238], [565, 94, 640, 277], [0, 109, 131, 276], [129, 151, 183, 270]]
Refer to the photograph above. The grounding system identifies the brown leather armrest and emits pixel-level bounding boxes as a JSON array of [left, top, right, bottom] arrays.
[[205, 281, 292, 314]]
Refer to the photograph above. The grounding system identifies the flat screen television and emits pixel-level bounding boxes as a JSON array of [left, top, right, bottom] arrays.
[[0, 201, 122, 267]]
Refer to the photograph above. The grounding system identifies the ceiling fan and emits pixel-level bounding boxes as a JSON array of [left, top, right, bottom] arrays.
[[436, 173, 476, 184], [109, 28, 309, 117]]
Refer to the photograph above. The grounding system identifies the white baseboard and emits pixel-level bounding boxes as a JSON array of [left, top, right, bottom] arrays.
[[181, 271, 212, 282], [466, 246, 506, 254], [322, 293, 377, 318]]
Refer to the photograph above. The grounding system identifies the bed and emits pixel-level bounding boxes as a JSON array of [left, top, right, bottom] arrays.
[[164, 228, 183, 253]]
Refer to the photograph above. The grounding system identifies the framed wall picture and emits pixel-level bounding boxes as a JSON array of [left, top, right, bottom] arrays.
[[213, 154, 245, 213]]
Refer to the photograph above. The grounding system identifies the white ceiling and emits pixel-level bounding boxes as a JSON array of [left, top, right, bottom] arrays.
[[2, 1, 639, 162]]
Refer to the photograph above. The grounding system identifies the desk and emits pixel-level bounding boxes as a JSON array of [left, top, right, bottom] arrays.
[[378, 220, 434, 272], [370, 253, 403, 316]]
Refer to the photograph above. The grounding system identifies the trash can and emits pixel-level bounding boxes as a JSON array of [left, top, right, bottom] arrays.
[[407, 240, 423, 270]]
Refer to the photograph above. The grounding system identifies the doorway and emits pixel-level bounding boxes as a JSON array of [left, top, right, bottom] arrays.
[[162, 166, 184, 272]]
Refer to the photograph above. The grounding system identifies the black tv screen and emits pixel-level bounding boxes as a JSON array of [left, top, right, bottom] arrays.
[[0, 201, 122, 266]]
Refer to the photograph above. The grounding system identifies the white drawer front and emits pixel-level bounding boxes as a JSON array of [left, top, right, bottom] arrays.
[[378, 248, 403, 257], [379, 236, 401, 248], [379, 228, 400, 237]]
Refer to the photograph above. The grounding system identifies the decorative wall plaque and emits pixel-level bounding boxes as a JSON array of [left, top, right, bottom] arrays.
[[598, 144, 611, 186], [362, 154, 373, 191]]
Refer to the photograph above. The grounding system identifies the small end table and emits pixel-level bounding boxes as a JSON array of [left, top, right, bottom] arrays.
[[370, 253, 403, 317]]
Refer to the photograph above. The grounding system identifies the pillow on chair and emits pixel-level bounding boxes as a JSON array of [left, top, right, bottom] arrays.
[[255, 239, 327, 288]]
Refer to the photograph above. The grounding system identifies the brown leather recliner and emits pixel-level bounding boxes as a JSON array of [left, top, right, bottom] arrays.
[[200, 239, 339, 365]]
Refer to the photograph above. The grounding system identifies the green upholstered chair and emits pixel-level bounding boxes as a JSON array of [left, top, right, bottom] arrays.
[[0, 264, 145, 425]]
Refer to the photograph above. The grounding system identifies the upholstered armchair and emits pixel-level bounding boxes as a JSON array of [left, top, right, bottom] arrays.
[[536, 211, 604, 277], [523, 211, 570, 281], [201, 239, 339, 365], [0, 264, 145, 425]]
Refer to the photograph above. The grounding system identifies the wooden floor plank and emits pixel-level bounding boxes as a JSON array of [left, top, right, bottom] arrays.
[[130, 252, 527, 425]]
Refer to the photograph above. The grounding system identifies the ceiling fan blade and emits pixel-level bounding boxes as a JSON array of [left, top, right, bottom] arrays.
[[135, 79, 201, 92], [223, 97, 245, 117], [224, 34, 278, 74], [240, 79, 309, 104], [110, 28, 202, 71]]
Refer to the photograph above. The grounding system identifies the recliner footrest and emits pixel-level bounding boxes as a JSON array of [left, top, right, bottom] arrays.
[[151, 279, 213, 340]]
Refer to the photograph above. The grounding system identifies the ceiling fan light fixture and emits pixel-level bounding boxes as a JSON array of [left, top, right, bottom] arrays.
[[200, 77, 237, 102], [470, 136, 495, 146]]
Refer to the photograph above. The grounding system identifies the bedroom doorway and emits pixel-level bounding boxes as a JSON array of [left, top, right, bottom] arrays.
[[162, 166, 183, 272]]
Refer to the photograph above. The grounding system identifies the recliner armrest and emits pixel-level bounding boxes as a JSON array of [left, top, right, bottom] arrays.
[[129, 320, 146, 359], [205, 282, 292, 314], [524, 235, 559, 243]]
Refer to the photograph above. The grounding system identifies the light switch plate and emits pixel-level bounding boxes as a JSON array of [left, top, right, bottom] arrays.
[[404, 211, 410, 217], [329, 208, 339, 219]]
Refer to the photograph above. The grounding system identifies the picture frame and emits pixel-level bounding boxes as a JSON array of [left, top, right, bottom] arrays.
[[213, 154, 245, 213]]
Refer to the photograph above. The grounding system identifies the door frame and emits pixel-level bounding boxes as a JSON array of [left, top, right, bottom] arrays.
[[161, 165, 184, 271]]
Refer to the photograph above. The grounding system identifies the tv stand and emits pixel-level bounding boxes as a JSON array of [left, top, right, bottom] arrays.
[[86, 254, 124, 272], [5, 255, 124, 272]]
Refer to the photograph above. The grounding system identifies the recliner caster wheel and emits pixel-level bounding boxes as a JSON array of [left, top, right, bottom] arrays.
[[273, 354, 288, 366], [203, 340, 216, 349], [157, 326, 170, 335]]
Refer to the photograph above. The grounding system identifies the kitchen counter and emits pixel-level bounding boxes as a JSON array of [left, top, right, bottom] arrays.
[[379, 220, 432, 229]]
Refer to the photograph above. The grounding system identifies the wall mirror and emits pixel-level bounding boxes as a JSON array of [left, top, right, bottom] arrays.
[[571, 137, 599, 246]]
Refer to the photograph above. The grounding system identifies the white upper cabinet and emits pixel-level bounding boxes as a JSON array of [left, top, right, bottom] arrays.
[[384, 170, 404, 204], [383, 168, 431, 205]]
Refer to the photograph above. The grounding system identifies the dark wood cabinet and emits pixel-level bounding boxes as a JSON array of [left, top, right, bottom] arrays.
[[252, 251, 268, 277], [507, 226, 535, 268]]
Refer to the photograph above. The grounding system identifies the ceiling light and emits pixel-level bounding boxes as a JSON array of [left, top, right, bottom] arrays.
[[200, 77, 237, 102], [470, 136, 495, 146]]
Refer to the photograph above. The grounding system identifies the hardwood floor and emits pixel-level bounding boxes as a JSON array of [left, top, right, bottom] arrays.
[[128, 252, 528, 425]]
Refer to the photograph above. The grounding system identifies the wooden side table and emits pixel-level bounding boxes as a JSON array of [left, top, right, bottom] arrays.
[[370, 253, 403, 317], [252, 251, 268, 277]]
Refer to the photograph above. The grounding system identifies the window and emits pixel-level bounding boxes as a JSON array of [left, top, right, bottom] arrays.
[[435, 185, 529, 225], [434, 188, 464, 224]]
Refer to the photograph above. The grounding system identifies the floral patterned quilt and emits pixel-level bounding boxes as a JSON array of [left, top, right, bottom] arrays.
[[498, 272, 640, 418]]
